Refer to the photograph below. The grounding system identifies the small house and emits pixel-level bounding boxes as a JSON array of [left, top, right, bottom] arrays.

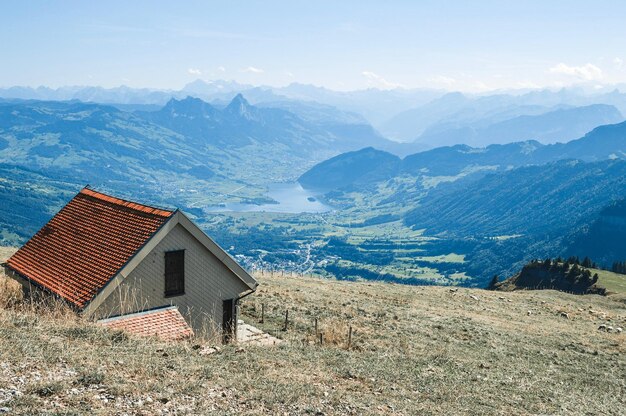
[[2, 187, 257, 342]]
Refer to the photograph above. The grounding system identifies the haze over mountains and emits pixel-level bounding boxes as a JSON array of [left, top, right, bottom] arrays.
[[137, 94, 389, 152], [0, 94, 391, 188], [3, 80, 626, 149], [409, 104, 622, 147], [1, 81, 626, 286], [299, 119, 626, 191]]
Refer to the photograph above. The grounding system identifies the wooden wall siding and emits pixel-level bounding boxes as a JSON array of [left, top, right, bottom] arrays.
[[93, 223, 249, 337]]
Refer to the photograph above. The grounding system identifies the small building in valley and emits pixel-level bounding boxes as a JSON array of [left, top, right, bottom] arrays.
[[2, 187, 257, 342]]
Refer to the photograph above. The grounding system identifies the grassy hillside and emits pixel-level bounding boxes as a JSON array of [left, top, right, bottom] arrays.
[[493, 259, 625, 296], [1, 248, 624, 415], [590, 268, 626, 294]]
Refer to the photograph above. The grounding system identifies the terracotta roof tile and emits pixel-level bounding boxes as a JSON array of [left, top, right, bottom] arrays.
[[5, 187, 174, 308], [98, 306, 193, 341]]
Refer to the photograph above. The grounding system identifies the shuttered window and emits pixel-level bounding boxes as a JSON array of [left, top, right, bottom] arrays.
[[164, 250, 185, 297]]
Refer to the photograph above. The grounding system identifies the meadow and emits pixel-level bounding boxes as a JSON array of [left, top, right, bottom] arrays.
[[1, 246, 624, 415]]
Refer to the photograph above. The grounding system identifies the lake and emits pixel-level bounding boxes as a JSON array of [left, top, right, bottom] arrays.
[[207, 182, 333, 213]]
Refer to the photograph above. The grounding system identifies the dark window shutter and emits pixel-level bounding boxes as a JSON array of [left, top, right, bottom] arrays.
[[165, 250, 185, 297]]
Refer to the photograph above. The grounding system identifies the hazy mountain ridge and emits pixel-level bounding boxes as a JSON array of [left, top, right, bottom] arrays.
[[380, 89, 626, 142], [0, 81, 443, 126], [5, 81, 626, 143], [137, 94, 391, 152], [299, 147, 401, 191], [413, 104, 623, 148], [0, 95, 392, 186], [300, 119, 626, 191]]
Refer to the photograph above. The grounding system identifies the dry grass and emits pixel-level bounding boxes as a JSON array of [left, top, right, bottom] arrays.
[[0, 248, 625, 415]]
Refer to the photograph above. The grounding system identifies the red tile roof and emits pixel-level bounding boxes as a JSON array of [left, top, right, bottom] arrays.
[[98, 306, 193, 341], [5, 187, 174, 308]]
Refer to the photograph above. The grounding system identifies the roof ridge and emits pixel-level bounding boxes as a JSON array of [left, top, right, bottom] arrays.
[[80, 187, 174, 218]]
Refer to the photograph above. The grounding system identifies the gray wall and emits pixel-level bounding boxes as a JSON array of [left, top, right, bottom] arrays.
[[94, 223, 249, 338]]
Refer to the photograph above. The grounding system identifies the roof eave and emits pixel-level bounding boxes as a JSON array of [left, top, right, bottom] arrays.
[[2, 263, 83, 311], [176, 211, 258, 291]]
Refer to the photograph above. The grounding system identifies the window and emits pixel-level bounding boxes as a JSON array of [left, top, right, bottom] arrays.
[[164, 250, 185, 297]]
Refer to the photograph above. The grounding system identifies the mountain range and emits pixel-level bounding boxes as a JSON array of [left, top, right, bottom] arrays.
[[299, 119, 626, 191], [379, 89, 626, 143], [0, 94, 392, 188], [0, 94, 397, 243], [137, 94, 389, 152], [297, 119, 626, 282], [1, 84, 625, 286], [411, 104, 622, 148], [4, 81, 626, 149]]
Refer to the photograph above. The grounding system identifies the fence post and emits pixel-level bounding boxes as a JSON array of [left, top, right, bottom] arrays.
[[260, 303, 265, 324], [283, 309, 289, 331], [347, 325, 352, 350], [314, 318, 318, 337]]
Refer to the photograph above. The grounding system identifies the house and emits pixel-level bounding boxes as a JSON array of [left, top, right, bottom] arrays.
[[2, 187, 258, 342]]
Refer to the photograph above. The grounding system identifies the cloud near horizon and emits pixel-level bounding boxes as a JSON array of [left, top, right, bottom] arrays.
[[187, 68, 202, 76], [549, 63, 603, 81], [361, 71, 403, 89], [242, 66, 264, 74], [428, 75, 457, 86]]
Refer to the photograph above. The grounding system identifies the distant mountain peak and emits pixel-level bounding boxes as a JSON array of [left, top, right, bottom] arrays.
[[165, 96, 209, 110], [225, 93, 258, 120], [228, 93, 249, 106], [161, 96, 219, 120]]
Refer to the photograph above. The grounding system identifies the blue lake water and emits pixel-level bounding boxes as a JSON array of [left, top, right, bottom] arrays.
[[207, 182, 333, 213]]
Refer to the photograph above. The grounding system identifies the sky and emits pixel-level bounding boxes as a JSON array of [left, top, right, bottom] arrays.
[[2, 0, 626, 92]]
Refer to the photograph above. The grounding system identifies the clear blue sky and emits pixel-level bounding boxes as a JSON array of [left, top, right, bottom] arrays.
[[2, 0, 625, 91]]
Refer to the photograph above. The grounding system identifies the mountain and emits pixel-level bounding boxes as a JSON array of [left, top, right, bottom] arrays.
[[6, 83, 626, 140], [273, 83, 444, 126], [0, 85, 178, 105], [403, 159, 626, 237], [0, 96, 399, 244], [379, 89, 626, 143], [295, 122, 626, 284], [186, 81, 445, 127], [137, 94, 392, 154], [256, 100, 367, 125], [0, 100, 233, 190], [300, 119, 626, 192], [564, 199, 626, 266], [0, 95, 392, 182], [0, 81, 445, 128], [414, 104, 623, 148], [400, 159, 626, 281], [299, 147, 401, 191]]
